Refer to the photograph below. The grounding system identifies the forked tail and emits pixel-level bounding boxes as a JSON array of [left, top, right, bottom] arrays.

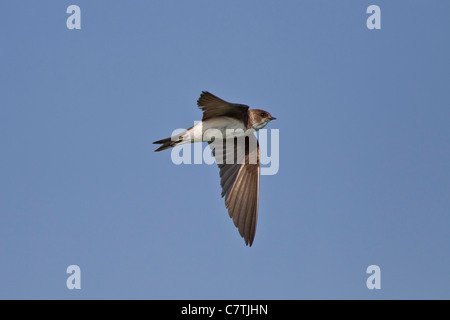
[[153, 137, 182, 152]]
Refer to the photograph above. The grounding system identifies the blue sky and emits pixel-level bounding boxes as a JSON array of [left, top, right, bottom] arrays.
[[1, 1, 449, 299]]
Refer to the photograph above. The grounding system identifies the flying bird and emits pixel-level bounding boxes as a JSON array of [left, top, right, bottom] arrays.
[[153, 91, 276, 246]]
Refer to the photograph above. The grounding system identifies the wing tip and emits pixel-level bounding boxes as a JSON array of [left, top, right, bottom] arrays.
[[197, 91, 213, 106]]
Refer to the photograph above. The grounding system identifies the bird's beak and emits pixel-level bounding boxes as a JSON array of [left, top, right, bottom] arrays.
[[269, 116, 277, 120]]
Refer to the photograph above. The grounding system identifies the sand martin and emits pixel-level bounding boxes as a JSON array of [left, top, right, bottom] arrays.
[[153, 91, 276, 246]]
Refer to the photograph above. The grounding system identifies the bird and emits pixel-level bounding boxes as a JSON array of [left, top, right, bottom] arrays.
[[153, 91, 276, 246]]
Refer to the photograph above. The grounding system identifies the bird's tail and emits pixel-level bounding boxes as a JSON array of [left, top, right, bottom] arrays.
[[153, 136, 183, 152]]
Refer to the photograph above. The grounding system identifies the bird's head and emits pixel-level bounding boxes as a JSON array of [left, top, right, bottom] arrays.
[[249, 109, 276, 130]]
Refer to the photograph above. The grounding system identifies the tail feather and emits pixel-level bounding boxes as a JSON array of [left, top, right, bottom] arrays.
[[153, 137, 171, 145], [153, 137, 180, 152]]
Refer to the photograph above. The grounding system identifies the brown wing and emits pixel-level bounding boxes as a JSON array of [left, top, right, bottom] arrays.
[[209, 134, 260, 246], [197, 91, 249, 123]]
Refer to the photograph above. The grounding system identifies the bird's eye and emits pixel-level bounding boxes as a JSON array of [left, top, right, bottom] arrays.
[[260, 112, 266, 117]]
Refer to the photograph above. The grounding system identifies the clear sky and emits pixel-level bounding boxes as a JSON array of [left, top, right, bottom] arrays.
[[1, 1, 449, 299]]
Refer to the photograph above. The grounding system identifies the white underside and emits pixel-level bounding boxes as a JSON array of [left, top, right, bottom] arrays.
[[173, 117, 257, 144]]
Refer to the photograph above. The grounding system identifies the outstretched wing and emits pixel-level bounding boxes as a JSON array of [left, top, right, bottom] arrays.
[[209, 133, 260, 246], [197, 91, 249, 124]]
